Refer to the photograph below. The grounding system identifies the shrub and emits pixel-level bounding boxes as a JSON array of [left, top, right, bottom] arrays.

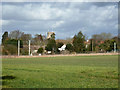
[[21, 48, 29, 55], [2, 45, 17, 55], [4, 39, 23, 48], [37, 47, 44, 54], [66, 43, 73, 52]]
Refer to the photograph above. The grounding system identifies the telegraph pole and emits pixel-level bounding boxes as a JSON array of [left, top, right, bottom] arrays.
[[18, 40, 20, 56], [114, 42, 116, 53], [29, 40, 31, 56], [92, 40, 93, 52], [91, 39, 93, 52]]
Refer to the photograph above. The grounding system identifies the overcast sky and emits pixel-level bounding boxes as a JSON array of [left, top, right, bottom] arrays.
[[1, 2, 118, 39]]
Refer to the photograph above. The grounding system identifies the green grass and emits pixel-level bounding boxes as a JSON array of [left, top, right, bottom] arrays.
[[1, 55, 118, 88]]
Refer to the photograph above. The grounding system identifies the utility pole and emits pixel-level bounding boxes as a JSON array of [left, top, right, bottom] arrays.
[[29, 40, 31, 56], [18, 40, 20, 56], [114, 42, 116, 53], [91, 39, 93, 52], [92, 40, 93, 52]]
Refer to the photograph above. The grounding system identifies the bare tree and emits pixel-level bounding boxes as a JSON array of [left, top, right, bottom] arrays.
[[9, 30, 24, 39], [21, 34, 32, 44], [92, 33, 113, 41]]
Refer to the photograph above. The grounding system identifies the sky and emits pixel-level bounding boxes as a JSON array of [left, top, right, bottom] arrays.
[[1, 2, 118, 40]]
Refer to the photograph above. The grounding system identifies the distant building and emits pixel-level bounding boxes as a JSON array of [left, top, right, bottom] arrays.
[[47, 32, 55, 39], [56, 39, 73, 44]]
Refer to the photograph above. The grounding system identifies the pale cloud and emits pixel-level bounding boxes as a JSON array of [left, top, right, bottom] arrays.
[[2, 3, 72, 21], [52, 21, 64, 28], [1, 0, 119, 2], [1, 20, 10, 25], [1, 2, 118, 39]]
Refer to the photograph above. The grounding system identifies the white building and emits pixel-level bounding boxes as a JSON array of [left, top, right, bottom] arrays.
[[58, 44, 66, 51]]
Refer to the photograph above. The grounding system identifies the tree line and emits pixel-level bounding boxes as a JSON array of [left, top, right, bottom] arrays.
[[1, 30, 120, 55]]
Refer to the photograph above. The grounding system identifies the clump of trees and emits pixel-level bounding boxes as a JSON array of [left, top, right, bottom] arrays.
[[1, 30, 48, 55], [99, 39, 117, 52], [2, 31, 23, 55], [90, 33, 119, 53]]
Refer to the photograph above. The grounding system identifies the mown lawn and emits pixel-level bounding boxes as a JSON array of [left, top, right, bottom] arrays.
[[1, 55, 118, 88]]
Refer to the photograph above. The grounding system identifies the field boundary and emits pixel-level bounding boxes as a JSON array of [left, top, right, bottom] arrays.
[[1, 53, 119, 58]]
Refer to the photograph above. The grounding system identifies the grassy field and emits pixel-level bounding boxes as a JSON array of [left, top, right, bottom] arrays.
[[1, 55, 118, 88]]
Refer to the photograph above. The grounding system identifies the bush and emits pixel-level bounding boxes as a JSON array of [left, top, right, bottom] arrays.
[[66, 43, 73, 52], [2, 45, 17, 55], [4, 39, 23, 48], [21, 48, 29, 55], [37, 48, 43, 54]]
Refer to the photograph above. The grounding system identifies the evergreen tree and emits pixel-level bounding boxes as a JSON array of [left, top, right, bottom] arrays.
[[73, 31, 86, 53], [2, 31, 8, 44], [45, 39, 56, 53]]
